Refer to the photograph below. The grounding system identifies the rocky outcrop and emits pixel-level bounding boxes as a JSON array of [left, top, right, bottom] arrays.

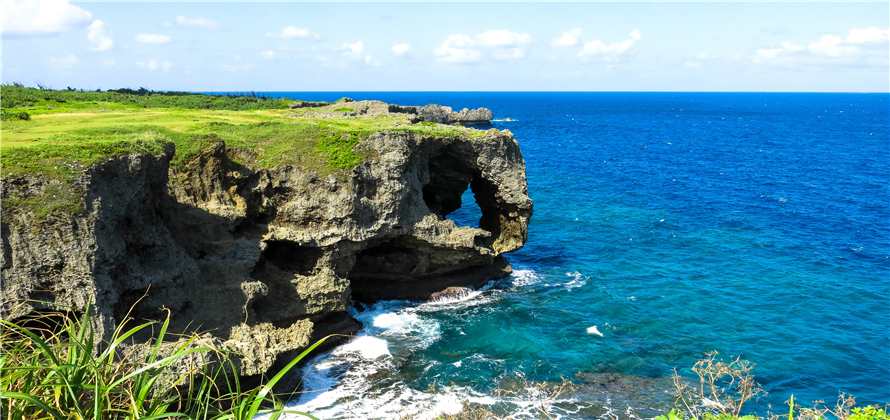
[[298, 100, 494, 125], [0, 122, 531, 388], [416, 104, 494, 125]]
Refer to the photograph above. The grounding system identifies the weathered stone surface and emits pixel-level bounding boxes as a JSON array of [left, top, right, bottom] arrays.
[[0, 119, 531, 387], [299, 100, 494, 125]]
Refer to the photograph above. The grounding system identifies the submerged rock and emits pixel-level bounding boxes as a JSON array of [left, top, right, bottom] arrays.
[[0, 116, 531, 389]]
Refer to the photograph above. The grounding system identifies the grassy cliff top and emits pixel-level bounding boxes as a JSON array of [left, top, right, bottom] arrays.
[[0, 85, 485, 223]]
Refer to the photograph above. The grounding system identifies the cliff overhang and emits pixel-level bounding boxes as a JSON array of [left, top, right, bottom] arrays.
[[0, 98, 531, 391]]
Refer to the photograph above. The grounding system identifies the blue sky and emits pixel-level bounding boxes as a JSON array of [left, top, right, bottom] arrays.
[[2, 1, 888, 92]]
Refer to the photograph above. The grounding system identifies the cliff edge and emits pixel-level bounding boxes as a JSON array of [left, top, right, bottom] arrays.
[[0, 100, 532, 389]]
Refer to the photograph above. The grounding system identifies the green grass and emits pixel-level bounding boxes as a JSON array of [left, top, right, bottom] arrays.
[[0, 85, 486, 224], [0, 304, 327, 420], [1, 85, 295, 111]]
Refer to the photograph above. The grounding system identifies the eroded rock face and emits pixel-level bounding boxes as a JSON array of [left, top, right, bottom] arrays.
[[300, 100, 494, 125], [0, 126, 531, 386]]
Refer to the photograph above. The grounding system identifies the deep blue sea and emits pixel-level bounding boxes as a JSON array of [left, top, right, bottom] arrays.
[[251, 92, 889, 419]]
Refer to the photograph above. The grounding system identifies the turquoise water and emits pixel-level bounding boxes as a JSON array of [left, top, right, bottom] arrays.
[[258, 92, 889, 419]]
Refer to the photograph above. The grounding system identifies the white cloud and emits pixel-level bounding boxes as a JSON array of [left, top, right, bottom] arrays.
[[162, 61, 173, 72], [365, 55, 381, 67], [552, 28, 583, 47], [175, 15, 222, 30], [391, 44, 411, 55], [434, 34, 481, 63], [847, 27, 890, 44], [1, 0, 93, 37], [101, 58, 116, 69], [683, 61, 701, 68], [434, 29, 531, 63], [578, 29, 641, 62], [266, 25, 320, 40], [86, 20, 113, 51], [260, 50, 276, 59], [342, 41, 363, 59], [755, 41, 804, 61], [808, 35, 856, 57], [753, 26, 889, 69], [473, 29, 531, 48], [135, 33, 171, 44], [51, 54, 78, 68]]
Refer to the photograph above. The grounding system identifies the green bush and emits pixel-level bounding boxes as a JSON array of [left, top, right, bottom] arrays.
[[1, 110, 31, 121]]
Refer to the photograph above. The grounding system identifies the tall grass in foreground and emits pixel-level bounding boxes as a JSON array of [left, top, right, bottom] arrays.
[[0, 304, 324, 420]]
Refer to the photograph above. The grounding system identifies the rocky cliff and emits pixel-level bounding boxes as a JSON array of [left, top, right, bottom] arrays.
[[0, 116, 532, 388]]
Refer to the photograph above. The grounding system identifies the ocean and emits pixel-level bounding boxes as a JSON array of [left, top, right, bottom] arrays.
[[251, 92, 889, 419]]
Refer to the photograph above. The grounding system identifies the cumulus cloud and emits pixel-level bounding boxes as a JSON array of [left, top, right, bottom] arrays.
[[365, 55, 381, 67], [755, 41, 804, 61], [847, 26, 889, 44], [260, 50, 276, 59], [87, 20, 113, 51], [434, 34, 481, 63], [434, 29, 531, 63], [391, 44, 410, 55], [1, 0, 92, 37], [342, 41, 363, 59], [266, 25, 320, 40], [578, 29, 641, 62], [175, 15, 222, 30], [135, 33, 171, 44], [807, 35, 856, 57], [754, 26, 889, 68], [552, 28, 583, 47]]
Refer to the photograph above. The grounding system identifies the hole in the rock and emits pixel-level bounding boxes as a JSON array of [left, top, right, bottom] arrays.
[[446, 184, 483, 228], [423, 151, 492, 231], [263, 241, 322, 275]]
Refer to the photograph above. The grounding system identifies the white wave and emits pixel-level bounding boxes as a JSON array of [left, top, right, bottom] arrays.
[[510, 269, 541, 287], [338, 336, 391, 359]]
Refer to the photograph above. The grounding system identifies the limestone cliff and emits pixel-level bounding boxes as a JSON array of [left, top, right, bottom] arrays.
[[0, 120, 532, 387]]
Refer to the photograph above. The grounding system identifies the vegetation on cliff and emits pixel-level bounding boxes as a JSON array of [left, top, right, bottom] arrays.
[[0, 84, 482, 224]]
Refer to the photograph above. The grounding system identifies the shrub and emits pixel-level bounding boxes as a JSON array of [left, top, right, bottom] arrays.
[[1, 110, 31, 121], [664, 352, 889, 420]]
